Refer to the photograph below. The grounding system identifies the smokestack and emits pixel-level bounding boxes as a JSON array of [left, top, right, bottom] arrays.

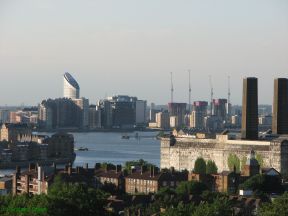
[[272, 78, 288, 134], [241, 77, 258, 140]]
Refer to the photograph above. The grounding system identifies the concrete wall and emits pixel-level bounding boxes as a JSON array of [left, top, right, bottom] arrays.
[[161, 136, 288, 174]]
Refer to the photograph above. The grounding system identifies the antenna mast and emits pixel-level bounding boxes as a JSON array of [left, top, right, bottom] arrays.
[[188, 70, 191, 113], [170, 72, 174, 103]]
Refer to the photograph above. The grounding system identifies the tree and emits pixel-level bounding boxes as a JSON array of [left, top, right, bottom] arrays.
[[176, 181, 207, 196], [194, 157, 206, 174], [206, 160, 218, 174], [227, 154, 240, 172], [124, 159, 154, 171], [258, 192, 288, 216], [241, 156, 247, 171], [192, 197, 232, 216], [256, 154, 264, 167], [239, 174, 284, 194]]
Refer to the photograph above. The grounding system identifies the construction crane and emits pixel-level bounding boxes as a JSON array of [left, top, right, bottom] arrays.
[[188, 70, 191, 113], [170, 72, 174, 103], [228, 75, 231, 115], [209, 75, 214, 115]]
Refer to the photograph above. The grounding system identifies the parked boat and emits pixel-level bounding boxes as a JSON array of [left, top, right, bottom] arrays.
[[77, 147, 89, 151], [121, 134, 130, 139]]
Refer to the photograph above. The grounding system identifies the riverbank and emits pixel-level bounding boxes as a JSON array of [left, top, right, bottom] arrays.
[[0, 154, 76, 169], [34, 128, 168, 133]]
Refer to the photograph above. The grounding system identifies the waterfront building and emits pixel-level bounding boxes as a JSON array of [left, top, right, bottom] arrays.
[[168, 103, 187, 127], [258, 115, 272, 127], [0, 110, 10, 123], [98, 95, 146, 129], [135, 100, 147, 125], [272, 78, 288, 134], [155, 111, 170, 129], [0, 123, 32, 143], [190, 101, 208, 128], [231, 115, 242, 127], [88, 105, 102, 129], [72, 98, 89, 128], [241, 77, 258, 140], [169, 116, 178, 128], [38, 98, 80, 129], [63, 72, 80, 99], [160, 132, 288, 174]]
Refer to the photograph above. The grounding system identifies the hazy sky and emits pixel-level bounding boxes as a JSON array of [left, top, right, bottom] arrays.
[[0, 0, 287, 106]]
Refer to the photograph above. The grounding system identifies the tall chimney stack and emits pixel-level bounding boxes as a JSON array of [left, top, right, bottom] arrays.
[[272, 78, 288, 134], [241, 77, 258, 140]]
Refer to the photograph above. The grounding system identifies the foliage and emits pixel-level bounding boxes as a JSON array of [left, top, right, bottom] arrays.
[[163, 202, 196, 216], [124, 159, 154, 171], [191, 197, 232, 216], [176, 181, 207, 196], [227, 154, 240, 172], [194, 157, 206, 174], [258, 192, 288, 216], [206, 160, 218, 174], [0, 175, 109, 216], [256, 154, 264, 167], [241, 156, 247, 171], [239, 174, 284, 194]]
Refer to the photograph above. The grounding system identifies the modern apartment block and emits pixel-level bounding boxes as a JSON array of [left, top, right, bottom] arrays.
[[241, 77, 258, 140], [63, 72, 80, 99]]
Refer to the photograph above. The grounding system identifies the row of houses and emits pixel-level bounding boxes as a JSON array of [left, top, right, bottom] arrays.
[[2, 151, 281, 196]]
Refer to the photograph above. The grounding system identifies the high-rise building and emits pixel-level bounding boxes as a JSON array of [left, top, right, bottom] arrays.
[[168, 103, 187, 127], [212, 99, 227, 121], [135, 100, 147, 125], [88, 105, 101, 129], [72, 98, 89, 128], [272, 78, 288, 134], [63, 72, 80, 99], [156, 111, 170, 129], [190, 101, 208, 128], [241, 77, 258, 140]]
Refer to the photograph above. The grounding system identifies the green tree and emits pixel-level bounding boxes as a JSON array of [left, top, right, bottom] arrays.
[[227, 154, 240, 172], [258, 192, 288, 216], [176, 181, 207, 196], [124, 159, 153, 171], [256, 154, 264, 167], [192, 197, 232, 216], [194, 157, 206, 174], [239, 174, 284, 194], [206, 160, 218, 174], [241, 156, 247, 171]]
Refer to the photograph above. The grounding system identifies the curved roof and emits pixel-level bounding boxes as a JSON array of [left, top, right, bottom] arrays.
[[64, 72, 80, 89]]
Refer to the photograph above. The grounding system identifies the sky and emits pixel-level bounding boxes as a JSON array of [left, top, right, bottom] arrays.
[[0, 0, 287, 106]]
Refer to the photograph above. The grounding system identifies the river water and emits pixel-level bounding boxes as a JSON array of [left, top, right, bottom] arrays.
[[0, 131, 160, 176]]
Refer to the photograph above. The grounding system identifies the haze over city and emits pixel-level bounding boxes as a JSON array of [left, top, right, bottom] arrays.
[[0, 0, 287, 105]]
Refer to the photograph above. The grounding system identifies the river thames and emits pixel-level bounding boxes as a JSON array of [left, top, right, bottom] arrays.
[[0, 131, 160, 176], [72, 131, 160, 167]]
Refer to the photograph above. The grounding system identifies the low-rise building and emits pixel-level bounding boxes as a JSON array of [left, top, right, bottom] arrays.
[[0, 176, 13, 195], [94, 164, 125, 191], [125, 167, 187, 194]]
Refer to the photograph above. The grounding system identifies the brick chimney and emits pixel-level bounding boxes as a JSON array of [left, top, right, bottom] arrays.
[[68, 163, 72, 175], [29, 163, 36, 171], [116, 165, 122, 173]]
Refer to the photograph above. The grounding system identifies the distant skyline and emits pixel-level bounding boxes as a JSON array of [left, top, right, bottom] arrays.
[[0, 0, 287, 106]]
